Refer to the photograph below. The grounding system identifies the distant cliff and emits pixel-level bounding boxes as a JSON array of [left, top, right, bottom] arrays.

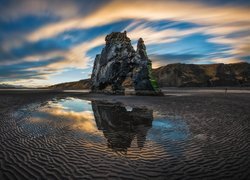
[[153, 62, 250, 87]]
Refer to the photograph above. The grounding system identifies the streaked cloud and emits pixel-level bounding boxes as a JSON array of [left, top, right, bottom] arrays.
[[126, 22, 206, 45], [26, 0, 250, 41], [0, 0, 107, 20], [0, 35, 105, 87], [0, 0, 249, 86], [211, 57, 243, 64]]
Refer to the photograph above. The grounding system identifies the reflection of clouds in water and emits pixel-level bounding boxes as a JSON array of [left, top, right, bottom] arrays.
[[44, 98, 97, 133], [125, 106, 133, 112], [47, 107, 96, 133], [20, 97, 190, 158], [148, 117, 190, 157], [28, 116, 48, 123], [23, 98, 99, 137], [151, 118, 189, 141], [152, 111, 189, 141], [59, 98, 92, 112]]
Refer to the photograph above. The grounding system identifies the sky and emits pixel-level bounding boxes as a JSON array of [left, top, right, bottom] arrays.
[[0, 0, 249, 87]]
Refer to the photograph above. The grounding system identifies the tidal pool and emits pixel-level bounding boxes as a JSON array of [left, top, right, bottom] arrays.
[[18, 97, 190, 155], [6, 97, 192, 179]]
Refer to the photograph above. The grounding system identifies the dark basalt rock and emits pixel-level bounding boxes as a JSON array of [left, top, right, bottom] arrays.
[[91, 31, 162, 95]]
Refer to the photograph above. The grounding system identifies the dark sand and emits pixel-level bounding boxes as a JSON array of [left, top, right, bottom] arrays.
[[0, 90, 249, 179]]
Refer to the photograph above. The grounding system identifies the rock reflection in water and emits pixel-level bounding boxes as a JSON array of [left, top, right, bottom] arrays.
[[92, 101, 153, 153]]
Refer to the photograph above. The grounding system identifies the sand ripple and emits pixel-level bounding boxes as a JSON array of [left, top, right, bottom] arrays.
[[0, 94, 249, 179]]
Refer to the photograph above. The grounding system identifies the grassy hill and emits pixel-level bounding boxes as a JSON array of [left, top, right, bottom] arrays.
[[153, 62, 250, 87], [47, 79, 91, 90]]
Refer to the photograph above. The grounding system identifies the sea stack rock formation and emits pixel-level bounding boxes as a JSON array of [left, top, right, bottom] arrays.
[[91, 31, 162, 95]]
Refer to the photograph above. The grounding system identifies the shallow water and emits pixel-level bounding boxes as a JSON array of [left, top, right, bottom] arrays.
[[16, 97, 190, 156]]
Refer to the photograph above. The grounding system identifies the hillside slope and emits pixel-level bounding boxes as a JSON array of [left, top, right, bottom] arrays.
[[0, 84, 27, 89], [48, 79, 91, 90], [152, 62, 250, 87]]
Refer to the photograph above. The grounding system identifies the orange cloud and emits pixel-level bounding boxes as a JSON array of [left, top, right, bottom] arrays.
[[27, 0, 250, 42], [42, 102, 98, 134], [211, 57, 243, 64]]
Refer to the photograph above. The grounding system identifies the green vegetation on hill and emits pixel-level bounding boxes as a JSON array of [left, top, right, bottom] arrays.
[[147, 62, 160, 91]]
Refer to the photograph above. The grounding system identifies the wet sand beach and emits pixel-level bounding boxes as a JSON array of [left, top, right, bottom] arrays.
[[0, 90, 249, 179]]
